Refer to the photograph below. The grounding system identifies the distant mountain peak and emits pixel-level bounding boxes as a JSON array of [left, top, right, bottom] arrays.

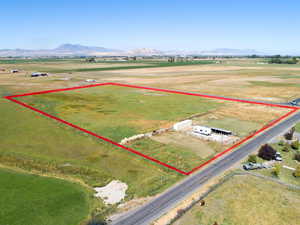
[[55, 43, 119, 52], [127, 48, 163, 56]]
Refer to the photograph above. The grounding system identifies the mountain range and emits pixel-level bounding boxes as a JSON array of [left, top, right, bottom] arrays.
[[0, 44, 282, 57]]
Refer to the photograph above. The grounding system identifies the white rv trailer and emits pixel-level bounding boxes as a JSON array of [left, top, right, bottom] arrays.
[[193, 126, 212, 136]]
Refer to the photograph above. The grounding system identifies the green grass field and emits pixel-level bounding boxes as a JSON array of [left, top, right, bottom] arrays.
[[0, 58, 215, 73], [0, 87, 182, 203], [0, 168, 90, 225], [17, 85, 221, 172], [19, 85, 221, 142], [16, 84, 289, 172], [173, 175, 300, 225]]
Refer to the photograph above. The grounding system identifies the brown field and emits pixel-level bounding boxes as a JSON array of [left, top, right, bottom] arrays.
[[151, 132, 215, 158], [173, 175, 300, 225]]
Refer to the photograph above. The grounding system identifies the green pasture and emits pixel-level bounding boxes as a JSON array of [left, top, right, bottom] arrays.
[[0, 168, 90, 225]]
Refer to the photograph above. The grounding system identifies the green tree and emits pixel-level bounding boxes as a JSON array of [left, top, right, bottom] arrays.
[[284, 127, 295, 140], [258, 144, 276, 160], [282, 143, 290, 152], [291, 140, 299, 150], [294, 153, 300, 162]]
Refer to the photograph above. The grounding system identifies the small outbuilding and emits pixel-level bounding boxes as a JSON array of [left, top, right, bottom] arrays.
[[211, 127, 232, 136], [173, 120, 192, 131]]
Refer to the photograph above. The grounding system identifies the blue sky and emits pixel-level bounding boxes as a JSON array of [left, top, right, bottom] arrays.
[[1, 0, 300, 53]]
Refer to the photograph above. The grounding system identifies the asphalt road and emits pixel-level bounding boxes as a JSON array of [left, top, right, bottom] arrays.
[[111, 111, 300, 225]]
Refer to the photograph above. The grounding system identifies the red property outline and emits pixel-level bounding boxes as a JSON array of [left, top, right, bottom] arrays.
[[4, 82, 299, 175]]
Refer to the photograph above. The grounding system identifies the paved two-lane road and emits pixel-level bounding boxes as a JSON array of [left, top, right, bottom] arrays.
[[111, 111, 300, 225]]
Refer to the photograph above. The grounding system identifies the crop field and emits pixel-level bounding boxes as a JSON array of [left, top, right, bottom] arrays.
[[8, 83, 292, 174], [173, 175, 300, 225], [0, 167, 90, 225], [0, 58, 215, 73]]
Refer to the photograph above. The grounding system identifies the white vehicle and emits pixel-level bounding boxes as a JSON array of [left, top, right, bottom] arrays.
[[275, 152, 282, 161], [193, 126, 212, 136], [86, 79, 96, 83]]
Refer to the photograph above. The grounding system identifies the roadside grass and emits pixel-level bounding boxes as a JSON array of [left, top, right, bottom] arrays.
[[128, 138, 204, 172], [0, 167, 90, 225], [296, 123, 300, 132], [173, 175, 300, 225]]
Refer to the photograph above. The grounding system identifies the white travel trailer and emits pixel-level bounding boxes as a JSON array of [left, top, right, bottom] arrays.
[[193, 126, 212, 136]]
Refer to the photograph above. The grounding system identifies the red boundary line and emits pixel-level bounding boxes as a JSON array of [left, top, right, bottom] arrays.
[[4, 82, 299, 176]]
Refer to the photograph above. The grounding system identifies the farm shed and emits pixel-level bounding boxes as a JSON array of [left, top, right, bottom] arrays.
[[173, 120, 192, 131], [211, 127, 232, 135]]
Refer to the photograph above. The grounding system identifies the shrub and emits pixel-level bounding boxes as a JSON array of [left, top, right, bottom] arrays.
[[278, 140, 284, 146], [272, 164, 281, 177], [248, 155, 257, 163], [294, 153, 300, 162], [282, 144, 290, 152], [293, 166, 300, 178], [258, 144, 276, 160], [284, 127, 295, 140], [291, 140, 299, 150]]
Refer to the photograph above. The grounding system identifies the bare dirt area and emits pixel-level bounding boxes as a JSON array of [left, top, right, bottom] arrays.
[[151, 132, 214, 158]]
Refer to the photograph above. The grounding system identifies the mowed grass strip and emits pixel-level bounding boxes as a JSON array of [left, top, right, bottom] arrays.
[[173, 175, 300, 225], [0, 168, 90, 225]]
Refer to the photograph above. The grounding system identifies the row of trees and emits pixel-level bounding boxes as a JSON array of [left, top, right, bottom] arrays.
[[269, 57, 298, 64]]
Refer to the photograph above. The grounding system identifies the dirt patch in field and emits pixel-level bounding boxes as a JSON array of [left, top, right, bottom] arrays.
[[151, 132, 214, 158], [207, 76, 285, 86]]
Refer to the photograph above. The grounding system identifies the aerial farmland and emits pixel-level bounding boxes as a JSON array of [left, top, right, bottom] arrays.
[[1, 56, 300, 224]]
